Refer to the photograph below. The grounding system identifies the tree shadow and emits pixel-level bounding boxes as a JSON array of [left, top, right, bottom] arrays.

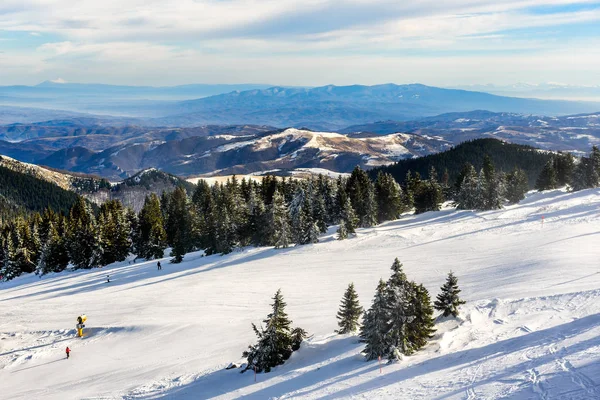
[[10, 358, 64, 373]]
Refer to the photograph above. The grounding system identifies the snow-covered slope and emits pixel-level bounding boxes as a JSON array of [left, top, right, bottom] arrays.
[[1, 188, 599, 399]]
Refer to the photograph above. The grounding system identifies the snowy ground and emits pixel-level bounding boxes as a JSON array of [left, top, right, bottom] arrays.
[[1, 188, 599, 399]]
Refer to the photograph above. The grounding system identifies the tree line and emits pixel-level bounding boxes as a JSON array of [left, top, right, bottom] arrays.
[[2, 146, 598, 281]]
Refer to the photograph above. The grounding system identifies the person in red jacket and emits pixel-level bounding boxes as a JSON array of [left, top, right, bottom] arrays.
[[66, 346, 71, 359]]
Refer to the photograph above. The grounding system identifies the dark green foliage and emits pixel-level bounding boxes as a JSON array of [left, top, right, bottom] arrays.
[[505, 167, 529, 204], [336, 283, 363, 334], [242, 289, 306, 373], [369, 139, 553, 188], [137, 194, 167, 260], [434, 271, 466, 318], [98, 200, 131, 265], [168, 187, 193, 263], [553, 153, 575, 187], [482, 155, 503, 210], [346, 167, 378, 227], [571, 147, 600, 191], [268, 189, 292, 249], [0, 164, 79, 222], [67, 197, 101, 270], [375, 172, 405, 223], [361, 258, 437, 362], [535, 160, 558, 191], [413, 167, 443, 214]]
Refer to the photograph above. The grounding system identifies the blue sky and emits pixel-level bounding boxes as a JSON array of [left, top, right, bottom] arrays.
[[0, 0, 599, 86]]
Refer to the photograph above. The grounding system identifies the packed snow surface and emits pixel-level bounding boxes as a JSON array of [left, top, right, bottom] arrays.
[[1, 188, 599, 399]]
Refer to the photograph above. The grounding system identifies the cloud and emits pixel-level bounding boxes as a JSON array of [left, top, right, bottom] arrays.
[[0, 0, 598, 85]]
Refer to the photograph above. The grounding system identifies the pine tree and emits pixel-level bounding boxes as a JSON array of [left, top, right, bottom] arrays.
[[535, 160, 558, 191], [360, 279, 390, 361], [168, 187, 192, 263], [269, 189, 292, 249], [137, 194, 167, 260], [338, 197, 358, 238], [375, 172, 405, 223], [456, 164, 482, 210], [385, 258, 413, 360], [336, 283, 363, 334], [67, 197, 101, 270], [346, 166, 378, 227], [98, 200, 131, 265], [482, 155, 503, 210], [406, 283, 436, 350], [243, 289, 305, 373], [553, 153, 575, 187], [413, 167, 443, 214], [434, 271, 466, 318], [337, 220, 348, 240], [0, 231, 19, 281], [505, 167, 529, 205]]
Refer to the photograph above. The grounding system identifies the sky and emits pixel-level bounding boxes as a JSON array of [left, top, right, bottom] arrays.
[[0, 0, 599, 87]]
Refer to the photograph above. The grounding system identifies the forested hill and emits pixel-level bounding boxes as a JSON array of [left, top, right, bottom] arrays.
[[0, 165, 80, 223], [368, 138, 554, 186]]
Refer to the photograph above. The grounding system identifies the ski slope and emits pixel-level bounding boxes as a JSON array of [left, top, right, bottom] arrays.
[[1, 188, 599, 399]]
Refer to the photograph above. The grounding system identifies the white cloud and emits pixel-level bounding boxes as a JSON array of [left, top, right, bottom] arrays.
[[0, 0, 599, 85]]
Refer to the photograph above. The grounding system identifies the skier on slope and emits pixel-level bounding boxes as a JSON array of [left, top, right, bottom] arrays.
[[157, 261, 162, 271], [66, 346, 71, 359]]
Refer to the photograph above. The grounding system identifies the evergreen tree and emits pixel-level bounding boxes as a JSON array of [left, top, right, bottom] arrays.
[[243, 289, 305, 373], [482, 155, 503, 210], [137, 194, 167, 260], [98, 200, 131, 265], [269, 189, 292, 249], [434, 271, 466, 318], [535, 160, 558, 191], [338, 197, 358, 239], [168, 187, 192, 263], [0, 231, 19, 280], [456, 164, 482, 210], [346, 166, 378, 227], [299, 196, 319, 245], [375, 172, 404, 223], [360, 279, 390, 361], [554, 153, 575, 187], [571, 156, 597, 191], [406, 283, 436, 350], [505, 167, 529, 205], [413, 167, 443, 214], [67, 197, 101, 270], [337, 220, 348, 240], [336, 283, 363, 334], [37, 221, 69, 275], [385, 258, 413, 360]]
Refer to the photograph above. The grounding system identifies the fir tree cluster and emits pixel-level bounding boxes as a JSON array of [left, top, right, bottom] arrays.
[[333, 260, 467, 363], [535, 147, 600, 192]]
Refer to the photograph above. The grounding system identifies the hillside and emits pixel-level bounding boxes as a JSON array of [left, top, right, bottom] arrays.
[[34, 128, 452, 179], [342, 111, 600, 153], [0, 164, 81, 222], [369, 138, 555, 186], [0, 188, 599, 398]]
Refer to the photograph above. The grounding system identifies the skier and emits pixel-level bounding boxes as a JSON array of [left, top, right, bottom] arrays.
[[157, 261, 162, 271], [106, 275, 110, 283], [66, 346, 71, 359]]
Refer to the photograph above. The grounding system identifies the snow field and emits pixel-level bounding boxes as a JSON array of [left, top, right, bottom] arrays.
[[0, 188, 599, 399]]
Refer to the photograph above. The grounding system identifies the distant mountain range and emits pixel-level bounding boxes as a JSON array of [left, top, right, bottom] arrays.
[[2, 83, 599, 129], [0, 110, 599, 180]]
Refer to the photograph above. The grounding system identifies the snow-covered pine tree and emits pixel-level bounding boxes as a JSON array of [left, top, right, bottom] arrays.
[[385, 258, 414, 360], [553, 153, 575, 187], [456, 164, 480, 210], [338, 197, 358, 238], [505, 167, 529, 205], [67, 197, 101, 269], [360, 279, 390, 361], [0, 231, 19, 281], [243, 289, 305, 373], [137, 193, 167, 260], [434, 271, 466, 318], [413, 167, 443, 214], [299, 196, 319, 245], [337, 220, 348, 240], [375, 171, 404, 223], [535, 160, 558, 191], [269, 189, 292, 249], [289, 187, 306, 244], [336, 283, 363, 334], [482, 155, 503, 210], [346, 166, 378, 228]]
